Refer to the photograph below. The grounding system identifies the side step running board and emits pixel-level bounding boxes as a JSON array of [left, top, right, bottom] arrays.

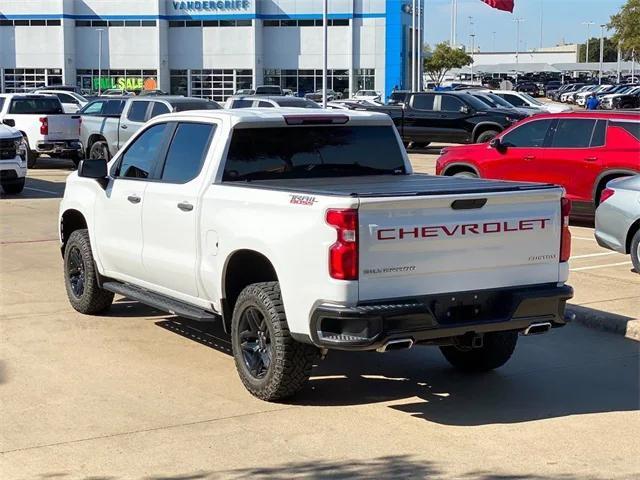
[[102, 281, 220, 322]]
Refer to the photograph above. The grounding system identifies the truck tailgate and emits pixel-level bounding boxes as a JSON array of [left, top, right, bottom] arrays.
[[44, 115, 80, 141], [358, 188, 564, 301]]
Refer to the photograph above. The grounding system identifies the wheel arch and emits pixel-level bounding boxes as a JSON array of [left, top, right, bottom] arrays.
[[86, 134, 107, 158], [471, 122, 503, 142], [626, 219, 640, 255], [592, 169, 638, 206], [221, 249, 279, 332], [60, 209, 88, 257], [441, 162, 480, 177]]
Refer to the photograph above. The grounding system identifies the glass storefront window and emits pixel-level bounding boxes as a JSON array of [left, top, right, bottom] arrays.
[[170, 69, 253, 101], [2, 68, 64, 93], [262, 69, 359, 97]]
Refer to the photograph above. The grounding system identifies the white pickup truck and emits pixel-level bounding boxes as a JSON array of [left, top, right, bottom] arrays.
[[0, 94, 82, 168], [59, 109, 574, 401], [0, 122, 28, 194]]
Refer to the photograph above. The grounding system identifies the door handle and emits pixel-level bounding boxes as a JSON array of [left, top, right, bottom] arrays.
[[177, 201, 193, 212], [584, 156, 598, 162], [121, 124, 128, 129], [524, 155, 536, 161], [127, 195, 141, 204]]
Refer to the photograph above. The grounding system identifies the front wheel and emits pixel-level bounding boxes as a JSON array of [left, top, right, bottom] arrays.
[[475, 130, 500, 143], [440, 331, 518, 372], [452, 171, 478, 178], [63, 229, 114, 314], [1, 177, 25, 194], [631, 230, 640, 274], [89, 141, 111, 162], [231, 282, 319, 401]]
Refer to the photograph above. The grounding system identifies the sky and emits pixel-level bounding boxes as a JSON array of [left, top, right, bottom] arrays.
[[424, 0, 627, 52]]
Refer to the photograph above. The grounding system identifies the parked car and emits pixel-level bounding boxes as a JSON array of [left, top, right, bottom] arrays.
[[254, 85, 283, 95], [353, 90, 381, 102], [138, 89, 169, 96], [575, 85, 613, 107], [224, 95, 320, 109], [469, 91, 537, 117], [60, 109, 573, 401], [387, 90, 411, 105], [550, 83, 584, 102], [33, 89, 88, 113], [491, 90, 572, 113], [101, 89, 134, 97], [515, 81, 539, 96], [0, 122, 28, 194], [436, 111, 640, 219], [595, 175, 640, 273], [80, 96, 220, 160], [610, 87, 640, 110], [234, 89, 255, 96], [358, 91, 528, 147], [0, 94, 82, 167], [599, 85, 639, 109], [30, 85, 82, 95], [304, 90, 342, 102], [543, 81, 562, 96]]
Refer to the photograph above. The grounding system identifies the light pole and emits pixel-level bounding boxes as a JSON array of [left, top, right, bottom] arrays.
[[616, 41, 621, 84], [468, 16, 474, 52], [599, 24, 605, 85], [451, 0, 458, 47], [322, 0, 327, 108], [513, 18, 525, 84], [492, 31, 496, 51], [539, 0, 544, 49], [581, 21, 594, 63], [470, 34, 476, 84], [96, 28, 104, 95]]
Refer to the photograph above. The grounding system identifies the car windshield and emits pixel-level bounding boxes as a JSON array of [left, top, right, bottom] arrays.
[[223, 125, 406, 181], [521, 93, 543, 105], [481, 93, 515, 109], [9, 97, 63, 114], [275, 98, 320, 108]]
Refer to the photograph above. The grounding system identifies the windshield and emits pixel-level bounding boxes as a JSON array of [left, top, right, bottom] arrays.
[[9, 97, 63, 114], [461, 94, 493, 110], [481, 93, 515, 108], [223, 125, 406, 181], [521, 93, 543, 105]]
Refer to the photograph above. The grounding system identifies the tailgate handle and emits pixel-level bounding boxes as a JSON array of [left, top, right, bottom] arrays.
[[451, 198, 487, 210]]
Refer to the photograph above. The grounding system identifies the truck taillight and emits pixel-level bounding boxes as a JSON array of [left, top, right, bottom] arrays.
[[560, 197, 571, 262], [326, 208, 358, 280], [40, 117, 48, 135]]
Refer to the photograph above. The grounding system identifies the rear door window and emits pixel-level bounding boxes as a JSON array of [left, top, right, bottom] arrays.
[[160, 123, 215, 183], [550, 119, 596, 148], [230, 99, 253, 109], [127, 101, 150, 122], [411, 94, 435, 111], [501, 119, 553, 147], [103, 100, 126, 116], [149, 101, 170, 119], [590, 120, 607, 147]]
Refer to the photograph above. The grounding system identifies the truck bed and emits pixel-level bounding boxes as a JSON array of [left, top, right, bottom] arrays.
[[230, 174, 557, 198]]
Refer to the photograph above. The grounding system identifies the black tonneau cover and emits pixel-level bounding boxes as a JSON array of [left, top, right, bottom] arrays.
[[225, 174, 557, 198]]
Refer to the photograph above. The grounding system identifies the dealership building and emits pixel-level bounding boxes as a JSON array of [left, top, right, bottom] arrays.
[[0, 0, 419, 101]]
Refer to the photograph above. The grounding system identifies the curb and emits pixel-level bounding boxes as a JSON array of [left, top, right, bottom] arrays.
[[568, 304, 640, 342]]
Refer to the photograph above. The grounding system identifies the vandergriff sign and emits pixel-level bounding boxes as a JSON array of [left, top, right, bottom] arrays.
[[171, 0, 251, 10]]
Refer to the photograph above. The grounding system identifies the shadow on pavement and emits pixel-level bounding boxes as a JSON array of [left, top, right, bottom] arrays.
[[0, 176, 66, 199]]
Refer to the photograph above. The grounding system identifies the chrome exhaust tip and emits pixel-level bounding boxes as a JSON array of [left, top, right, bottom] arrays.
[[522, 322, 552, 336], [376, 338, 414, 353]]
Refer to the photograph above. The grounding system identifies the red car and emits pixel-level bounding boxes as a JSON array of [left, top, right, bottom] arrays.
[[436, 111, 640, 218]]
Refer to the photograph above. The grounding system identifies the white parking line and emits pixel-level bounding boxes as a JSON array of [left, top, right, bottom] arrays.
[[24, 186, 58, 195], [570, 261, 632, 272], [571, 252, 617, 259], [573, 236, 597, 241]]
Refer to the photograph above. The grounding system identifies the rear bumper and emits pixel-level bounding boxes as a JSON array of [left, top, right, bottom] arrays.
[[310, 283, 574, 351], [36, 140, 82, 155]]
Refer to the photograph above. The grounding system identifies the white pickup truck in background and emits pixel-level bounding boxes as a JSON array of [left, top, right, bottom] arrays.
[[0, 94, 82, 168], [59, 109, 574, 401]]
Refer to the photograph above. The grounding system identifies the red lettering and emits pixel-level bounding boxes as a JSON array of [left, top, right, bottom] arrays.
[[421, 226, 439, 238], [399, 227, 419, 239], [519, 220, 534, 231], [440, 225, 460, 236], [462, 224, 479, 234], [377, 229, 396, 240], [483, 222, 501, 233], [503, 221, 519, 232]]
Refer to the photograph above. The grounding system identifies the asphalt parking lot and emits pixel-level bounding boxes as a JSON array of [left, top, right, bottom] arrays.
[[1, 155, 639, 479]]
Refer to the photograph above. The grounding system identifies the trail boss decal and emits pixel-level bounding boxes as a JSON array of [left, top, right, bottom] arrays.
[[376, 218, 551, 241], [289, 194, 317, 206]]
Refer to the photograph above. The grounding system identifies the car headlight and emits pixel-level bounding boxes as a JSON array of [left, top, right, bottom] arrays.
[[14, 138, 27, 163]]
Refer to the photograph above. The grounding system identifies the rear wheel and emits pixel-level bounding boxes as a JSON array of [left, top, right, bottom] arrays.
[[231, 282, 319, 401], [475, 130, 500, 143], [631, 230, 640, 274], [440, 331, 518, 372], [452, 170, 478, 178], [1, 177, 25, 194], [89, 141, 111, 162]]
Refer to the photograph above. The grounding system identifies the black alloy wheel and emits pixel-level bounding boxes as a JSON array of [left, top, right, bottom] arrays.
[[67, 245, 86, 298], [238, 306, 272, 379]]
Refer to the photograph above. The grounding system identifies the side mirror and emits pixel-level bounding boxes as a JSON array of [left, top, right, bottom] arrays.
[[489, 137, 506, 150], [78, 158, 108, 187], [459, 105, 471, 114], [2, 119, 15, 127]]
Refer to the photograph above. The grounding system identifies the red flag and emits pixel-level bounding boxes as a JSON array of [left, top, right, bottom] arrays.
[[480, 0, 514, 13]]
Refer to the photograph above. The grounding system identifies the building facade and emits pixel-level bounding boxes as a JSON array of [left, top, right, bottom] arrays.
[[0, 0, 419, 101]]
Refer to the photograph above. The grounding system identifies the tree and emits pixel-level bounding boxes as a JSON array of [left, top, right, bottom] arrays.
[[423, 42, 473, 86], [578, 37, 618, 63], [609, 0, 640, 57]]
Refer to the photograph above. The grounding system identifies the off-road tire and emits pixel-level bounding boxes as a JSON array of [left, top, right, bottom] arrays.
[[231, 282, 319, 401], [1, 177, 25, 194], [631, 230, 640, 274], [475, 130, 500, 143], [440, 330, 518, 372], [89, 141, 111, 162], [63, 229, 114, 314]]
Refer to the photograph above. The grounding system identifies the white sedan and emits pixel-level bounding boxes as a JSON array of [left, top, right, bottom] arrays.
[[491, 90, 572, 113], [353, 90, 381, 103]]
